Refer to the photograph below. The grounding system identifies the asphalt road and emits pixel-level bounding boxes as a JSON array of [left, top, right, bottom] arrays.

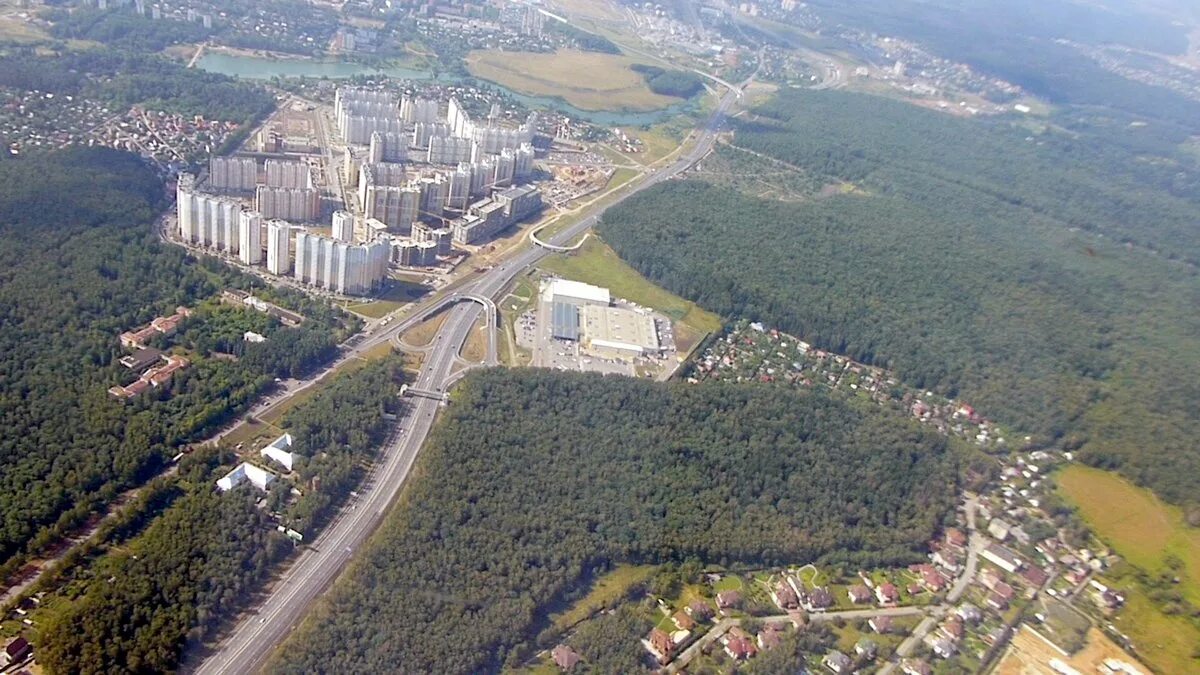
[[192, 79, 744, 675]]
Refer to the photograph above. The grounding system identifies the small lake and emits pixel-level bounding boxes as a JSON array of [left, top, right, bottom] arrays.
[[196, 52, 697, 126]]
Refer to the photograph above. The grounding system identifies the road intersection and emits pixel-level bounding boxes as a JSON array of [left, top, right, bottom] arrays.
[[192, 74, 746, 675]]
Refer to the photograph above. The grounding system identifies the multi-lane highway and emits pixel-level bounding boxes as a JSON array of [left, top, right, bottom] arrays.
[[193, 76, 745, 675]]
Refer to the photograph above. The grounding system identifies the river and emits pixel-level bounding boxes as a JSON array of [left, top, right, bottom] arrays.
[[196, 52, 697, 126]]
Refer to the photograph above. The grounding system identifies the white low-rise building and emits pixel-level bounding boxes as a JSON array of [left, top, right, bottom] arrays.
[[261, 433, 295, 471], [216, 462, 276, 492]]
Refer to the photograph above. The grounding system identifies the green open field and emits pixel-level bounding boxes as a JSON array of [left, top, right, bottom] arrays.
[[465, 49, 678, 112], [550, 564, 656, 630], [0, 1, 49, 43], [538, 237, 721, 350], [1058, 465, 1200, 604], [344, 279, 428, 319], [1058, 465, 1200, 673]]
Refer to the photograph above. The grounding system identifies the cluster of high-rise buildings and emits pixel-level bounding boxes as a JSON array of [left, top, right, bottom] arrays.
[[335, 88, 405, 144], [177, 176, 389, 296], [293, 230, 391, 296], [335, 87, 543, 249], [204, 156, 323, 222]]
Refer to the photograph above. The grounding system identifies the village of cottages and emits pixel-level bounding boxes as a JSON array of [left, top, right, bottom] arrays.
[[539, 321, 1135, 674]]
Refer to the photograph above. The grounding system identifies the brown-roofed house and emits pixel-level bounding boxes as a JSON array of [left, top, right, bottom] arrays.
[[945, 528, 967, 548], [672, 611, 695, 631], [869, 615, 894, 634], [773, 582, 799, 609], [724, 635, 757, 661], [757, 624, 784, 651], [848, 585, 872, 604], [806, 587, 834, 610], [2, 637, 30, 666], [876, 582, 900, 605], [686, 600, 713, 621], [551, 644, 580, 671], [1021, 565, 1050, 588], [716, 590, 742, 611], [647, 628, 674, 664]]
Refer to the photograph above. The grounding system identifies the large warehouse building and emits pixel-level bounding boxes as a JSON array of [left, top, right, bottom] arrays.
[[582, 305, 660, 357], [541, 279, 660, 359]]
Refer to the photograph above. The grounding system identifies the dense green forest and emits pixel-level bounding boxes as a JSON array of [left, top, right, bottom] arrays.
[[38, 480, 290, 675], [0, 49, 275, 122], [0, 148, 342, 571], [272, 369, 956, 673], [36, 356, 405, 675], [278, 356, 406, 536], [46, 7, 212, 51], [599, 88, 1200, 507], [802, 0, 1200, 130], [631, 64, 704, 98]]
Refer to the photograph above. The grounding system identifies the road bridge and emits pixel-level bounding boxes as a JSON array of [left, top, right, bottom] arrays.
[[193, 60, 750, 675]]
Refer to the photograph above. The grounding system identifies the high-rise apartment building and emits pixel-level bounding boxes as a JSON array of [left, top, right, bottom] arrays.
[[239, 210, 263, 265], [266, 220, 292, 275]]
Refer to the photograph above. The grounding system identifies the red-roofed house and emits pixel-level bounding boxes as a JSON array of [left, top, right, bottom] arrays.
[[724, 635, 757, 660], [876, 582, 900, 605], [646, 628, 674, 664]]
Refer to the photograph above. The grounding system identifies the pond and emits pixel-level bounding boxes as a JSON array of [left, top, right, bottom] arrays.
[[196, 52, 698, 126]]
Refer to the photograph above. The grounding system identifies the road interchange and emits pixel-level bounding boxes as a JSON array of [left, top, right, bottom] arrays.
[[191, 73, 746, 675]]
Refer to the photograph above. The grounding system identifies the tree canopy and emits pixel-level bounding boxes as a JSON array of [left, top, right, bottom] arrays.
[[599, 88, 1200, 507], [272, 369, 957, 673]]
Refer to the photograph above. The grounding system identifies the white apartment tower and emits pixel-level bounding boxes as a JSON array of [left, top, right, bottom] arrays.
[[266, 220, 292, 275], [332, 210, 355, 243], [239, 210, 263, 265], [208, 156, 258, 192]]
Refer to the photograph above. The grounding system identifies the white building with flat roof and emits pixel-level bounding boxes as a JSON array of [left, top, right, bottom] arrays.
[[216, 462, 276, 492], [582, 305, 660, 357], [261, 433, 295, 471], [546, 279, 611, 306]]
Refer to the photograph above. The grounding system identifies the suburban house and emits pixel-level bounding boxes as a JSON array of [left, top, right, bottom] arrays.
[[927, 635, 957, 659], [848, 585, 872, 604], [855, 637, 878, 659], [932, 548, 962, 572], [875, 582, 900, 605], [756, 624, 784, 651], [869, 615, 894, 634], [550, 644, 579, 671], [986, 591, 1009, 611], [987, 518, 1013, 541], [955, 603, 982, 624], [805, 587, 834, 611], [723, 633, 757, 661], [771, 582, 799, 610], [2, 637, 30, 666], [645, 628, 674, 664], [944, 528, 967, 548], [716, 590, 742, 613], [685, 600, 713, 621], [982, 543, 1023, 573], [671, 611, 695, 632], [823, 650, 852, 673], [1021, 565, 1050, 588]]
